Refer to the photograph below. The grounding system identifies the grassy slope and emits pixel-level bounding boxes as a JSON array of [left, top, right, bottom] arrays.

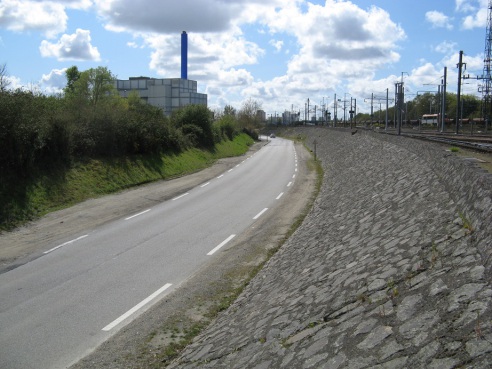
[[1, 134, 254, 231]]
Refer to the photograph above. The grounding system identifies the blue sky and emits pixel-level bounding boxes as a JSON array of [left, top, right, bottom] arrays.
[[0, 0, 489, 115]]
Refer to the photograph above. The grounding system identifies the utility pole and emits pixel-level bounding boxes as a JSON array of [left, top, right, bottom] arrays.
[[349, 97, 353, 129], [395, 82, 404, 135], [469, 0, 492, 132], [364, 93, 393, 129], [441, 67, 447, 132], [456, 50, 464, 134], [333, 93, 337, 127], [353, 98, 357, 127], [437, 84, 441, 131], [343, 94, 347, 124], [385, 88, 389, 130], [307, 98, 310, 124]]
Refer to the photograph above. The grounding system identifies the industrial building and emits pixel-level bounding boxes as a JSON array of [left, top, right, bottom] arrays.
[[114, 76, 207, 116], [114, 31, 207, 115]]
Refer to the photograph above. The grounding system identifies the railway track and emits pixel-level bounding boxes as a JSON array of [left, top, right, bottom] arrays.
[[374, 128, 492, 153], [404, 134, 492, 152]]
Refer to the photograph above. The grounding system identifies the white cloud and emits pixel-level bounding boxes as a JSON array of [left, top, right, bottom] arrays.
[[88, 0, 406, 111], [266, 1, 405, 99], [462, 7, 488, 29], [94, 0, 241, 33], [217, 68, 254, 86], [39, 29, 101, 61], [0, 0, 68, 38], [144, 31, 264, 83], [39, 68, 67, 94], [455, 0, 476, 12], [455, 0, 488, 29], [3, 74, 22, 90], [435, 41, 458, 54], [127, 41, 140, 49], [425, 11, 454, 30], [455, 0, 488, 13], [55, 0, 93, 10], [269, 39, 283, 53]]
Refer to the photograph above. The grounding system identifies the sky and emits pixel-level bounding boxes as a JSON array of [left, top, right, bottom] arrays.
[[0, 0, 489, 116]]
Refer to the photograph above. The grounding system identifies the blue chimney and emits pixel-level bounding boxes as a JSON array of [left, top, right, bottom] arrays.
[[181, 31, 188, 79]]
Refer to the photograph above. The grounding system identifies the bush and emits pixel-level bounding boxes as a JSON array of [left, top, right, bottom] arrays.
[[0, 90, 68, 175], [242, 127, 259, 141], [214, 115, 238, 140], [171, 105, 215, 148]]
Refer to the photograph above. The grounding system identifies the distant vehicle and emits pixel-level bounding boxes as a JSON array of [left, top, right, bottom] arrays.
[[421, 114, 448, 125], [269, 133, 276, 138]]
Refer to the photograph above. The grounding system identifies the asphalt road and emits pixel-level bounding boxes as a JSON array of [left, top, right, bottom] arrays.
[[0, 137, 298, 369]]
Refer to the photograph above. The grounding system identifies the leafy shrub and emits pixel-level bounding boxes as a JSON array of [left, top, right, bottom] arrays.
[[214, 115, 238, 140], [171, 105, 215, 148]]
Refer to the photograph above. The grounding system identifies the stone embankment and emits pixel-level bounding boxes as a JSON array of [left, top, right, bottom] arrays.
[[169, 127, 492, 368]]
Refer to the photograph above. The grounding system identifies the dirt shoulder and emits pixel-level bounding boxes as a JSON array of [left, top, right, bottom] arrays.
[[1, 138, 319, 368]]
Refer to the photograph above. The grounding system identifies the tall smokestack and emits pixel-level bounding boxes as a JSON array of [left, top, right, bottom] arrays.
[[181, 31, 188, 79]]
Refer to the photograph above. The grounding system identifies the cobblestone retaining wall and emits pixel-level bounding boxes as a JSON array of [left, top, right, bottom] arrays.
[[169, 127, 492, 369], [366, 129, 492, 280]]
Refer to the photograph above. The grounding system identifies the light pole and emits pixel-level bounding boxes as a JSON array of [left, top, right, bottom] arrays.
[[343, 93, 349, 125], [323, 97, 331, 126]]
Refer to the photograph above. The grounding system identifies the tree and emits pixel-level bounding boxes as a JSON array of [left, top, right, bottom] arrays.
[[86, 67, 117, 107], [64, 66, 81, 95], [0, 63, 11, 92], [224, 105, 236, 116], [67, 66, 117, 109], [238, 98, 262, 130], [171, 104, 215, 148]]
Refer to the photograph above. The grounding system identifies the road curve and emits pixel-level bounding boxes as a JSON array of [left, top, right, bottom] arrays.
[[0, 137, 298, 369]]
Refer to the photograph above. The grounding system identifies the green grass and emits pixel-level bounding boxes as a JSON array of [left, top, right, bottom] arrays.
[[0, 134, 254, 231]]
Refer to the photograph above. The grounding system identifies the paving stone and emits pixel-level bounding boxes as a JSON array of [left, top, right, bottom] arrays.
[[397, 293, 422, 321], [429, 278, 449, 296], [357, 325, 393, 350], [353, 317, 377, 337], [428, 357, 460, 369], [447, 283, 486, 312], [378, 339, 405, 361], [466, 337, 492, 358]]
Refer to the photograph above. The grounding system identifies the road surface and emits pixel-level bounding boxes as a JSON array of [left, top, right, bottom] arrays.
[[0, 137, 298, 369]]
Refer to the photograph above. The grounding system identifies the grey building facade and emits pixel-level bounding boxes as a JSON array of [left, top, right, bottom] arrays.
[[115, 77, 207, 115]]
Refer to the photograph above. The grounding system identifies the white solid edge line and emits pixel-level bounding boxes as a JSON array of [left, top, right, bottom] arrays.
[[253, 208, 268, 220], [44, 235, 88, 254], [172, 193, 189, 201], [207, 234, 236, 256], [276, 192, 284, 200], [125, 209, 151, 220], [102, 283, 173, 331]]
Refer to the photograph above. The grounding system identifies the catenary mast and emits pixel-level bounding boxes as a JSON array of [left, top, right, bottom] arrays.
[[481, 0, 492, 130]]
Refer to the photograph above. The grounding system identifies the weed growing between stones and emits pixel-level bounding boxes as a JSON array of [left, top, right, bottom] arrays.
[[475, 312, 485, 340], [387, 278, 399, 299], [458, 212, 474, 233], [357, 293, 371, 304], [430, 242, 440, 268]]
